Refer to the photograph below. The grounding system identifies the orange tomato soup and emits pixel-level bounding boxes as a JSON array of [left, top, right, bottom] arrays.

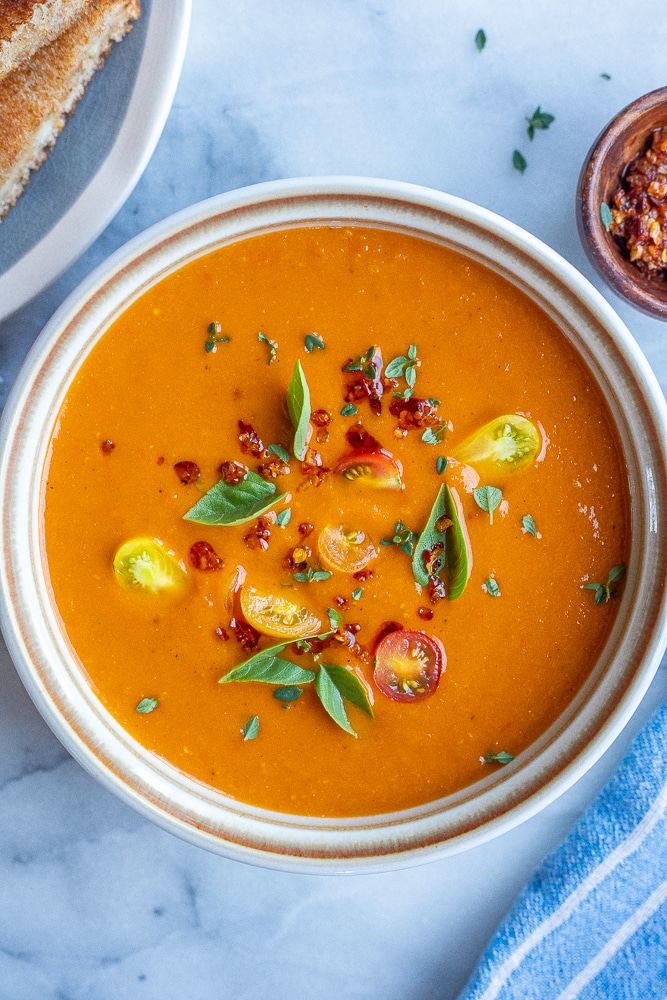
[[43, 226, 629, 817]]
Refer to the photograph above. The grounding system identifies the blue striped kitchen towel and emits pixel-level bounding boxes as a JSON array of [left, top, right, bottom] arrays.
[[459, 698, 667, 1000]]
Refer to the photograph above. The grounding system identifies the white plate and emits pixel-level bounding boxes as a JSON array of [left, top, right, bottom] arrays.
[[0, 0, 191, 322]]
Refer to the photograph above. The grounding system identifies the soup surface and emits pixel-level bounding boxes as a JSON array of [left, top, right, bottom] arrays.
[[43, 225, 629, 817]]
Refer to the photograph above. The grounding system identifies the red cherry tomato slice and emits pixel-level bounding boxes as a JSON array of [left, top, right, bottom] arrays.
[[335, 450, 403, 489], [373, 629, 445, 702]]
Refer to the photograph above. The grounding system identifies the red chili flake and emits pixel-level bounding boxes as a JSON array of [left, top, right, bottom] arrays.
[[345, 422, 383, 453], [316, 428, 330, 444], [297, 462, 330, 490], [229, 616, 260, 652], [352, 568, 374, 582], [417, 606, 435, 621], [298, 522, 315, 537], [189, 541, 224, 571], [238, 420, 264, 457], [244, 516, 272, 550], [100, 439, 115, 454], [422, 542, 445, 579], [371, 620, 403, 652], [219, 460, 247, 484], [311, 408, 333, 428], [174, 460, 201, 484], [156, 456, 165, 466], [215, 625, 230, 641], [342, 346, 384, 415], [427, 577, 447, 604], [435, 515, 453, 534], [610, 128, 667, 276], [334, 595, 349, 609], [257, 456, 290, 479], [388, 396, 440, 430]]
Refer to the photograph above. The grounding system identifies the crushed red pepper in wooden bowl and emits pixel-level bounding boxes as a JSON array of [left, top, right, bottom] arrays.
[[609, 127, 667, 277]]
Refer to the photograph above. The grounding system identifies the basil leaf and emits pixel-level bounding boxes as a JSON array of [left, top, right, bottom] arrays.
[[183, 469, 287, 526], [242, 715, 259, 740], [473, 485, 503, 524], [315, 665, 356, 736], [319, 663, 373, 718], [412, 484, 470, 599], [220, 648, 316, 686], [268, 443, 290, 463], [287, 360, 311, 461], [273, 686, 303, 702]]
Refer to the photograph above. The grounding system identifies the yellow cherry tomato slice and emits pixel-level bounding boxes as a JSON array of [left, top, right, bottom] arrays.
[[113, 537, 188, 594], [240, 585, 322, 639], [317, 524, 378, 574], [374, 629, 445, 702], [452, 414, 541, 478]]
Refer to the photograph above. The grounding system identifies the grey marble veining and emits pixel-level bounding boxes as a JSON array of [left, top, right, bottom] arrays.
[[1, 2, 666, 998]]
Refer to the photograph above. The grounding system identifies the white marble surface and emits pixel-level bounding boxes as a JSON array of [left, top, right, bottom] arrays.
[[1, 2, 666, 997]]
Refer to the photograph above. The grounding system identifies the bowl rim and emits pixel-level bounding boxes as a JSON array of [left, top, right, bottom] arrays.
[[2, 176, 667, 873], [577, 85, 667, 319]]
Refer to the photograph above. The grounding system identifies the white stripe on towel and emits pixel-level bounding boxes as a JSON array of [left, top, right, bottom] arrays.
[[478, 776, 667, 1000]]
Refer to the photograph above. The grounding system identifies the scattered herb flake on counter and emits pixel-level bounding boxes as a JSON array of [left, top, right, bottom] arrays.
[[475, 28, 486, 52], [513, 150, 527, 173], [526, 106, 555, 140]]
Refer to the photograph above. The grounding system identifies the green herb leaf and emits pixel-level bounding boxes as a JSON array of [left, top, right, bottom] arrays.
[[242, 715, 260, 740], [276, 507, 292, 527], [352, 588, 363, 600], [600, 202, 613, 232], [286, 360, 311, 461], [526, 106, 555, 140], [183, 469, 287, 526], [484, 750, 514, 765], [136, 697, 158, 714], [381, 520, 419, 556], [473, 485, 503, 524], [413, 483, 470, 599], [315, 665, 356, 736], [293, 566, 333, 583], [327, 607, 344, 629], [341, 403, 358, 416], [319, 662, 373, 718], [384, 355, 409, 378], [513, 149, 527, 173], [273, 686, 303, 702], [583, 563, 626, 604], [304, 333, 325, 353], [475, 28, 487, 51], [204, 321, 230, 353], [422, 424, 447, 446], [258, 332, 278, 364], [608, 563, 626, 584], [436, 456, 448, 475], [268, 443, 291, 464], [485, 576, 500, 597], [220, 650, 316, 686], [522, 514, 537, 537], [600, 72, 611, 80]]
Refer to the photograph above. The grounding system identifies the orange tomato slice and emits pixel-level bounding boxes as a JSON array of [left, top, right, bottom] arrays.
[[317, 525, 378, 574], [335, 451, 403, 489]]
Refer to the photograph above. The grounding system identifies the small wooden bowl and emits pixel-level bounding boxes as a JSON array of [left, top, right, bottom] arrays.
[[577, 86, 667, 320]]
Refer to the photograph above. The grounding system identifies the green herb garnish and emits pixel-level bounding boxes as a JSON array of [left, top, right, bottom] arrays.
[[484, 751, 514, 765], [136, 697, 158, 714], [293, 566, 333, 583], [183, 469, 287, 526], [485, 576, 500, 597], [273, 686, 303, 702], [343, 346, 377, 375], [436, 456, 448, 475], [341, 403, 358, 416], [327, 607, 344, 629], [386, 344, 419, 400], [242, 715, 260, 741], [258, 332, 278, 364], [422, 424, 447, 446], [582, 563, 626, 605], [600, 72, 611, 80], [413, 483, 469, 599], [600, 202, 613, 232], [204, 321, 230, 353], [352, 588, 363, 600], [380, 520, 419, 555], [276, 508, 292, 527], [513, 149, 527, 174], [267, 443, 291, 464], [286, 360, 311, 461], [304, 333, 325, 353], [473, 485, 503, 524], [475, 28, 486, 52], [522, 514, 537, 537], [526, 106, 555, 140]]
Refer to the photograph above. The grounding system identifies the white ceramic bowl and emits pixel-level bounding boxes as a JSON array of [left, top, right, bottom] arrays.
[[1, 178, 666, 873]]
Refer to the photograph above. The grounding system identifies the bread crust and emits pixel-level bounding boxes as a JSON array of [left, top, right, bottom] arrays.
[[0, 0, 141, 220], [0, 0, 90, 80]]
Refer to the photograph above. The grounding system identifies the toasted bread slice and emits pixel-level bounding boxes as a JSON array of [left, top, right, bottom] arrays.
[[0, 0, 90, 81], [0, 0, 141, 220]]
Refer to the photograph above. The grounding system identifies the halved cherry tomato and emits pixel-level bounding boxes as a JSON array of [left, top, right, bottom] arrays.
[[240, 585, 322, 639], [452, 414, 541, 478], [373, 629, 445, 702], [335, 451, 403, 489], [317, 525, 378, 574], [113, 537, 188, 594]]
